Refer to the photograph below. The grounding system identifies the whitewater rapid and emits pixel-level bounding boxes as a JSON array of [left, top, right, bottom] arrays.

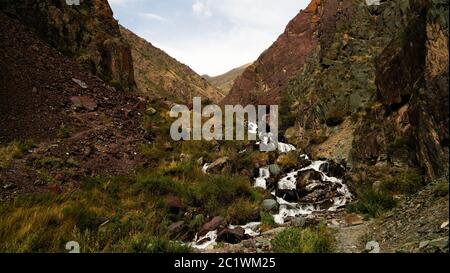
[[192, 123, 352, 249]]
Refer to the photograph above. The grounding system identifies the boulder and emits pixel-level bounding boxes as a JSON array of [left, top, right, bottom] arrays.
[[319, 161, 346, 179], [290, 216, 306, 228], [168, 221, 185, 234], [199, 216, 225, 236], [165, 196, 185, 214], [71, 78, 88, 89], [268, 164, 282, 176], [344, 213, 364, 226], [296, 170, 323, 189], [70, 96, 97, 111], [261, 199, 279, 213], [217, 227, 245, 244], [2, 182, 17, 190], [207, 157, 230, 174]]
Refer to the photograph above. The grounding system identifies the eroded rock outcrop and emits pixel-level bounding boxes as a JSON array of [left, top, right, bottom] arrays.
[[277, 0, 448, 180], [221, 0, 325, 106], [0, 0, 135, 90]]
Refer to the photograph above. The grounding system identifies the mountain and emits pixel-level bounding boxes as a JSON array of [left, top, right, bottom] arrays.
[[0, 9, 148, 181], [221, 0, 322, 106], [0, 0, 448, 254], [203, 63, 251, 95], [222, 0, 449, 181], [120, 26, 225, 103], [0, 0, 135, 90]]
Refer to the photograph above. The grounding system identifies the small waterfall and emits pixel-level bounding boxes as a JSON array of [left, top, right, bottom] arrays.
[[254, 167, 270, 189], [192, 124, 352, 249]]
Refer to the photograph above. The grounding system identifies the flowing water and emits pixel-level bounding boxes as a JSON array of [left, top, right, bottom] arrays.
[[192, 125, 352, 250]]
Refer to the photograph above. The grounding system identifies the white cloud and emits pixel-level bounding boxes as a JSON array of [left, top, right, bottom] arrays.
[[111, 0, 310, 75], [192, 0, 212, 17], [139, 12, 168, 22], [181, 0, 309, 75]]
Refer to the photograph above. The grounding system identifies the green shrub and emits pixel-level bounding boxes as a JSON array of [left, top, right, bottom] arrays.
[[432, 179, 449, 197], [347, 187, 397, 217], [260, 212, 277, 229], [134, 175, 184, 196], [162, 161, 203, 182], [33, 157, 66, 169], [271, 224, 335, 253], [0, 141, 34, 168], [191, 175, 254, 214], [381, 168, 424, 194], [63, 205, 99, 232], [56, 126, 71, 139], [130, 235, 192, 253], [226, 199, 259, 225]]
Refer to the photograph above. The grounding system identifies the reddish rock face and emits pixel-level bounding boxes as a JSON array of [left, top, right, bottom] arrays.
[[222, 0, 326, 106]]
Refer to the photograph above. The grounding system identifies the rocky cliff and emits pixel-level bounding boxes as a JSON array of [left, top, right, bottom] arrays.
[[0, 0, 135, 90], [222, 0, 448, 181], [120, 26, 224, 103], [282, 0, 448, 181], [221, 0, 324, 106]]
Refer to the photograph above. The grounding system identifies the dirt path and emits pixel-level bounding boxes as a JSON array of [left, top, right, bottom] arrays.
[[334, 223, 370, 253]]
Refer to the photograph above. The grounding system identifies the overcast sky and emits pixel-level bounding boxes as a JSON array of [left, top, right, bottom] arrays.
[[108, 0, 310, 76]]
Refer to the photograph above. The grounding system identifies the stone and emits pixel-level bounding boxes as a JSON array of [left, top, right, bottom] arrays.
[[372, 180, 383, 193], [165, 195, 185, 214], [261, 227, 287, 236], [344, 213, 364, 226], [365, 0, 381, 6], [319, 160, 346, 179], [207, 157, 230, 174], [196, 157, 204, 165], [365, 241, 380, 253], [290, 216, 306, 228], [217, 227, 245, 244], [72, 78, 88, 89], [146, 107, 157, 116], [268, 164, 281, 176], [296, 170, 323, 189], [242, 239, 257, 248], [70, 96, 97, 111], [440, 220, 449, 229], [261, 199, 279, 213], [168, 221, 185, 234], [199, 216, 225, 236], [419, 240, 430, 249], [331, 219, 340, 226], [2, 182, 17, 190], [428, 238, 449, 250]]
